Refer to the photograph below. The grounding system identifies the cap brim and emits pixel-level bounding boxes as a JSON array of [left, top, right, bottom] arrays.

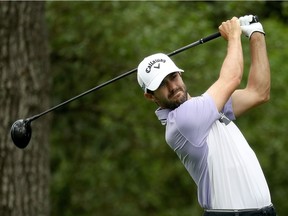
[[147, 69, 184, 91]]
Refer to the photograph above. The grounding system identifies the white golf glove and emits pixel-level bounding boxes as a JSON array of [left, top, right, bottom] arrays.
[[239, 15, 265, 39]]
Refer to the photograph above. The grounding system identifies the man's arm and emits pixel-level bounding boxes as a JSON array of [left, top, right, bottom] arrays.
[[232, 32, 270, 117], [206, 17, 244, 112]]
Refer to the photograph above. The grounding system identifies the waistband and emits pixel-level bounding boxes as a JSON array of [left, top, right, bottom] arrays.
[[204, 204, 276, 216]]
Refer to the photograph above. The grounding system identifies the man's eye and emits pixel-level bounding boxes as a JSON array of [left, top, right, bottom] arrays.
[[172, 73, 178, 79]]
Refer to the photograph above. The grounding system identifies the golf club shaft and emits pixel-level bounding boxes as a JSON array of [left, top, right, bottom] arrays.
[[168, 32, 221, 57], [27, 32, 221, 122]]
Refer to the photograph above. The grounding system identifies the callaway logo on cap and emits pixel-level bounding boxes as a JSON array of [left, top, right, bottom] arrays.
[[137, 53, 184, 92]]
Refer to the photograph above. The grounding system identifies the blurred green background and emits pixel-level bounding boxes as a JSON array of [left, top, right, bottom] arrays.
[[45, 2, 288, 215]]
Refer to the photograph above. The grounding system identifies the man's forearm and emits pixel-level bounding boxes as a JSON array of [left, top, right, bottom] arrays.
[[247, 32, 270, 102]]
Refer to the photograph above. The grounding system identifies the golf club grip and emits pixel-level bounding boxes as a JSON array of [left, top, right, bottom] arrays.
[[251, 15, 259, 23], [201, 15, 258, 44]]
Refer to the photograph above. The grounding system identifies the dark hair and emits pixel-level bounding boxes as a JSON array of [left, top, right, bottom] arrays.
[[146, 89, 154, 95]]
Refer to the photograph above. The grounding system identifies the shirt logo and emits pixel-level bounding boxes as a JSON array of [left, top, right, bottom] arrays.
[[219, 113, 231, 125]]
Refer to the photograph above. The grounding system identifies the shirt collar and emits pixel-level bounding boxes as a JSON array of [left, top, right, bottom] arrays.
[[155, 108, 171, 125]]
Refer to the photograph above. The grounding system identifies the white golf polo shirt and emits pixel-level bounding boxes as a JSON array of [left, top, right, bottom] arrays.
[[155, 93, 271, 209]]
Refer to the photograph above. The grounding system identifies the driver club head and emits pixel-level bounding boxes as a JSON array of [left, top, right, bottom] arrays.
[[10, 119, 32, 149]]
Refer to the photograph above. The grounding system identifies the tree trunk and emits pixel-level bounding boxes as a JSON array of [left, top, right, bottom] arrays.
[[0, 2, 50, 215]]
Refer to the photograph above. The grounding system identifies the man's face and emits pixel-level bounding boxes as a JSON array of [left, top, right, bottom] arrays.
[[146, 72, 188, 109]]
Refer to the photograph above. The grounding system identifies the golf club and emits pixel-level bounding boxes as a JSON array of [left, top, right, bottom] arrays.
[[10, 15, 259, 149]]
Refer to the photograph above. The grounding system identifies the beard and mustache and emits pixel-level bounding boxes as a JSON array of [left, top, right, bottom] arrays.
[[157, 86, 188, 110]]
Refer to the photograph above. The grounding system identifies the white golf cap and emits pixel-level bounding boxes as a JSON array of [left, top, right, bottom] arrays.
[[137, 53, 184, 92]]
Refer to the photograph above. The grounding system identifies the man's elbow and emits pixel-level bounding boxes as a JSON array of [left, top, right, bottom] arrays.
[[258, 87, 270, 104]]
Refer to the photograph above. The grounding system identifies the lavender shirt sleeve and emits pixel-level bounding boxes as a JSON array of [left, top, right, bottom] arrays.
[[221, 97, 236, 121], [167, 93, 220, 147]]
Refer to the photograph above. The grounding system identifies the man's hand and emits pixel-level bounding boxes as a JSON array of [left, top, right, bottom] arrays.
[[219, 17, 242, 41], [239, 15, 265, 39]]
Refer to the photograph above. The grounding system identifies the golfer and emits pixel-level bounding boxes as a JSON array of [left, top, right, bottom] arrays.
[[137, 15, 276, 215]]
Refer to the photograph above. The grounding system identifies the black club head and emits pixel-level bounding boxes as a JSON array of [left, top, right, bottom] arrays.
[[10, 119, 32, 149]]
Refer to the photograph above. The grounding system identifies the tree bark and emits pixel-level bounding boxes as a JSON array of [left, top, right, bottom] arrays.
[[0, 2, 50, 215]]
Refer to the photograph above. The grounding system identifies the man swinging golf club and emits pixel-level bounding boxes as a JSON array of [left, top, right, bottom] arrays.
[[137, 15, 277, 215]]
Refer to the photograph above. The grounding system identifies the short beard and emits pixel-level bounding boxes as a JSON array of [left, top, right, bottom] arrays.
[[162, 90, 188, 110]]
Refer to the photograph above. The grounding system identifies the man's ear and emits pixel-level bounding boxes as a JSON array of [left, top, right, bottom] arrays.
[[144, 93, 155, 102]]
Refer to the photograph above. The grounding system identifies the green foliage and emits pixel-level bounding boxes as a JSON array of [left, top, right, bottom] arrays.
[[46, 2, 288, 215]]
